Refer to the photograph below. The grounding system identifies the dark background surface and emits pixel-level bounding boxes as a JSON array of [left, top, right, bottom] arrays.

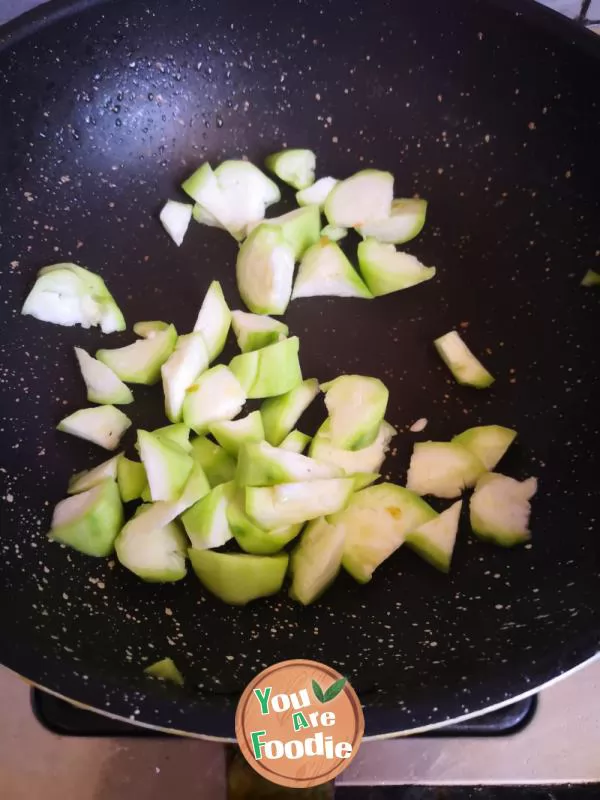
[[0, 0, 599, 739]]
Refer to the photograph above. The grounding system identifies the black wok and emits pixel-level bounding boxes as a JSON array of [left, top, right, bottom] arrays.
[[0, 0, 599, 740]]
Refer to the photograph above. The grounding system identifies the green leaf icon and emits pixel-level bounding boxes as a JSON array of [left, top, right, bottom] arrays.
[[312, 679, 325, 703], [323, 677, 347, 703]]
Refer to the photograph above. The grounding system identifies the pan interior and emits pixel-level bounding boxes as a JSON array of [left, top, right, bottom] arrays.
[[0, 0, 599, 737]]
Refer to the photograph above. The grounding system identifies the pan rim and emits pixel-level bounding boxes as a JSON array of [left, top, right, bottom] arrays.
[[9, 651, 599, 741], [1, 0, 599, 58], [0, 0, 599, 741]]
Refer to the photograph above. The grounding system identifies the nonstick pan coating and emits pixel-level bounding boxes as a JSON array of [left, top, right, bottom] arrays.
[[0, 0, 599, 739]]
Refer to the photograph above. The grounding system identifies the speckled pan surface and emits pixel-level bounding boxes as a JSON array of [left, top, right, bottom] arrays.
[[0, 0, 599, 739]]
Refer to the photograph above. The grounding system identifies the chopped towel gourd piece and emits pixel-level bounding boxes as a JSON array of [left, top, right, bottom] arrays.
[[357, 240, 436, 296], [49, 479, 123, 557], [309, 419, 396, 476], [292, 240, 372, 300], [452, 425, 516, 471], [231, 310, 289, 353], [144, 658, 184, 686], [188, 549, 289, 605], [334, 483, 437, 583], [182, 365, 246, 434], [74, 348, 134, 405], [245, 478, 354, 529], [321, 374, 389, 450], [161, 333, 209, 423], [181, 481, 235, 550], [434, 331, 494, 389], [357, 198, 427, 244], [229, 337, 302, 399], [265, 148, 316, 190], [261, 378, 319, 446], [193, 280, 231, 363], [96, 324, 177, 385], [209, 411, 265, 457], [57, 406, 131, 451], [236, 440, 343, 486], [289, 517, 346, 605], [296, 176, 338, 208], [324, 170, 393, 228], [22, 263, 125, 333], [159, 200, 193, 246], [137, 429, 193, 502], [68, 453, 122, 495], [115, 504, 187, 582], [406, 441, 486, 499], [470, 473, 537, 546], [236, 224, 295, 315], [182, 161, 280, 240], [406, 500, 462, 573]]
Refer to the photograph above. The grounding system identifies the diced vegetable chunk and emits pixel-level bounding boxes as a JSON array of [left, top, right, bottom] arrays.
[[236, 440, 343, 486], [22, 263, 125, 333], [68, 453, 122, 495], [406, 500, 462, 573], [193, 280, 231, 363], [189, 436, 236, 487], [290, 517, 346, 605], [57, 406, 131, 451], [324, 170, 393, 228], [357, 240, 436, 296], [152, 423, 192, 453], [174, 463, 211, 516], [137, 429, 193, 501], [581, 269, 600, 287], [159, 200, 193, 246], [261, 378, 319, 446], [74, 348, 133, 406], [470, 473, 537, 546], [182, 161, 280, 240], [192, 202, 226, 230], [182, 365, 246, 434], [309, 419, 396, 476], [279, 430, 312, 454], [181, 481, 235, 550], [209, 411, 265, 457], [321, 374, 389, 450], [292, 241, 372, 300], [231, 310, 289, 353], [452, 425, 516, 471], [227, 491, 302, 555], [161, 333, 209, 423], [265, 149, 316, 190], [296, 176, 338, 208], [335, 483, 437, 583], [145, 657, 184, 686], [230, 337, 302, 399], [188, 549, 288, 605], [245, 478, 354, 529], [406, 441, 486, 499], [115, 504, 187, 582], [259, 206, 321, 260], [434, 331, 494, 389], [320, 225, 348, 242], [96, 324, 177, 385], [357, 198, 427, 244], [49, 479, 123, 557], [236, 224, 295, 315], [117, 457, 146, 502], [133, 320, 169, 338]]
